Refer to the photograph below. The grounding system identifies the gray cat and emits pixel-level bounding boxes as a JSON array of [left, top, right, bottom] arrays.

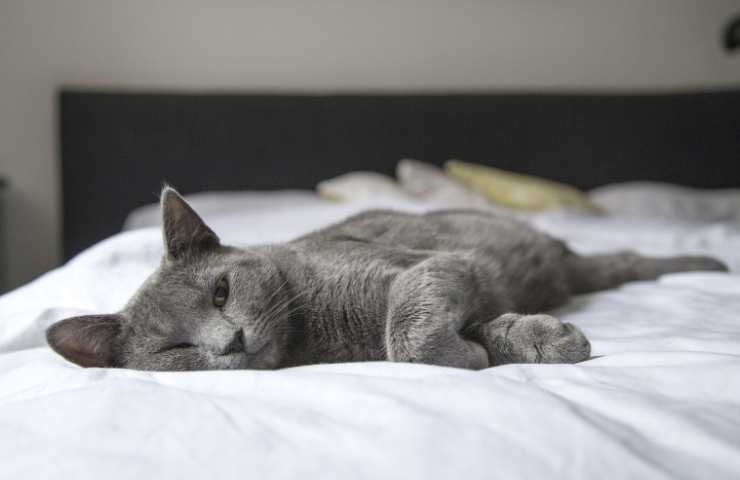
[[47, 187, 727, 370]]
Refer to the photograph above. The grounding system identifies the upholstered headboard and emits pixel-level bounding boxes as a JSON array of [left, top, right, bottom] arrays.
[[60, 90, 740, 260]]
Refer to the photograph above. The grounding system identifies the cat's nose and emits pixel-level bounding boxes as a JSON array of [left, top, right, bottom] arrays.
[[222, 329, 244, 355]]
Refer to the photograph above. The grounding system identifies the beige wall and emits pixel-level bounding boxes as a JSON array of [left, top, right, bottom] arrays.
[[1, 0, 739, 289]]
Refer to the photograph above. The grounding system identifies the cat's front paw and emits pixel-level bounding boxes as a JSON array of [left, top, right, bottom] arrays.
[[482, 313, 591, 365]]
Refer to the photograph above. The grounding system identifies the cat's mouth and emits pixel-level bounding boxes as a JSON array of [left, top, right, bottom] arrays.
[[244, 340, 270, 358], [229, 339, 278, 369], [224, 329, 270, 358]]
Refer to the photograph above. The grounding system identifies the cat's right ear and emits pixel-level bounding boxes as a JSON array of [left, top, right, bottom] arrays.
[[46, 314, 122, 368], [160, 185, 220, 260]]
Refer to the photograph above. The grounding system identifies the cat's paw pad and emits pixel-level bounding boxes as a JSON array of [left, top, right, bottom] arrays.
[[484, 313, 591, 365]]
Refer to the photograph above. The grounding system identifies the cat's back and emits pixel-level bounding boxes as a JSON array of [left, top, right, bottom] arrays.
[[288, 210, 433, 272], [292, 208, 546, 254]]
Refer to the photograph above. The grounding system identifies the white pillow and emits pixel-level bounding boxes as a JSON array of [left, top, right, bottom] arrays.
[[589, 182, 740, 222], [316, 171, 413, 202], [396, 159, 525, 217]]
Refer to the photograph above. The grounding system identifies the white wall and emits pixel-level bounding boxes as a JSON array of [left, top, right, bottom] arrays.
[[1, 0, 739, 289]]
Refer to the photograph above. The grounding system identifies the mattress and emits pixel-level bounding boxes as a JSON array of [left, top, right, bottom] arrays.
[[1, 194, 739, 479]]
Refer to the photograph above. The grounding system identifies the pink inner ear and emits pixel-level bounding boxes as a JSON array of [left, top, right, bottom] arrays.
[[55, 341, 111, 368], [46, 315, 121, 368]]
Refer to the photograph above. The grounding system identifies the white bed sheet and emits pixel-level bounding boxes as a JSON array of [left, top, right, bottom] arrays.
[[1, 197, 740, 479]]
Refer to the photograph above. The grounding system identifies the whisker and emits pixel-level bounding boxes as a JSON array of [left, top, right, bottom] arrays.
[[260, 288, 308, 320], [255, 288, 310, 336], [262, 278, 289, 307]]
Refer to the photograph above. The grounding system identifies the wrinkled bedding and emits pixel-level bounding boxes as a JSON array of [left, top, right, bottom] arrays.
[[2, 196, 740, 479]]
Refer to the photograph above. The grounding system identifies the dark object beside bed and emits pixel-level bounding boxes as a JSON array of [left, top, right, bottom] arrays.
[[60, 90, 740, 260]]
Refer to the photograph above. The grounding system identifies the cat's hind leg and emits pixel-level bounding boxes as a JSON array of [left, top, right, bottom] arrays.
[[565, 251, 728, 294]]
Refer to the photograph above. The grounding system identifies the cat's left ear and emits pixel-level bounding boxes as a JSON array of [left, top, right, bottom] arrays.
[[46, 314, 123, 368], [160, 185, 220, 260]]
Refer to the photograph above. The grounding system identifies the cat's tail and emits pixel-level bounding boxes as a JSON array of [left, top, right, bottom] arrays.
[[565, 251, 728, 294]]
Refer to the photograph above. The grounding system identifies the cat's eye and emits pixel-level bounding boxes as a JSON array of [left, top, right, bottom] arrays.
[[213, 276, 229, 308]]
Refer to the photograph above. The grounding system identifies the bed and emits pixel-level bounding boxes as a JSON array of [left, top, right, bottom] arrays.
[[1, 90, 740, 479]]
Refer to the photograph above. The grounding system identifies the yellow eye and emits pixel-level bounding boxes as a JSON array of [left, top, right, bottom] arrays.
[[213, 277, 229, 308]]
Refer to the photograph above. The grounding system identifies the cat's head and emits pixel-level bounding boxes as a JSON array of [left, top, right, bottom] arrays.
[[46, 186, 296, 371]]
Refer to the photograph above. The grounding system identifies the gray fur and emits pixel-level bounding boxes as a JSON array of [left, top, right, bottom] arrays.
[[46, 187, 729, 370]]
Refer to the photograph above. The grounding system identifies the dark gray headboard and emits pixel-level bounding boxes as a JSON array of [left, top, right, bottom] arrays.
[[60, 90, 740, 260]]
